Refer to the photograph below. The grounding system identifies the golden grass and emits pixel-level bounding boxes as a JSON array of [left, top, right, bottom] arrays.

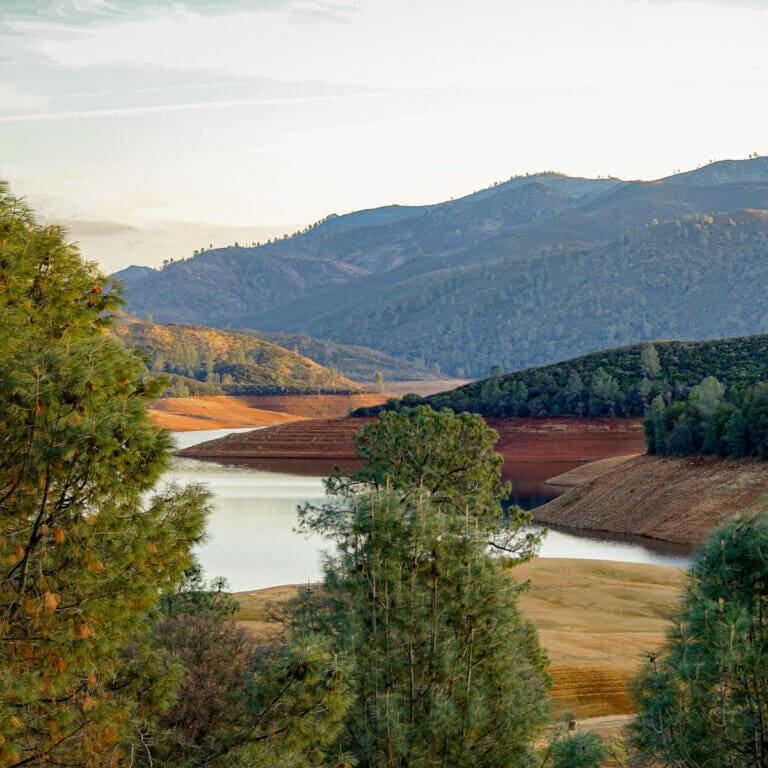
[[233, 557, 686, 719]]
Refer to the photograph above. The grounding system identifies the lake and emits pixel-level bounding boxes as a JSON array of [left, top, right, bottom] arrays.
[[167, 429, 691, 591]]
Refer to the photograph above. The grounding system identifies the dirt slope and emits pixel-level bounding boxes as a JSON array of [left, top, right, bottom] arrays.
[[233, 558, 685, 719], [535, 454, 768, 544], [148, 396, 301, 431], [178, 416, 646, 462], [149, 394, 389, 431]]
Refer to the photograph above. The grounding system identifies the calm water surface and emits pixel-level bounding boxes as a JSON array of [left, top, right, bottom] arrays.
[[165, 429, 691, 591]]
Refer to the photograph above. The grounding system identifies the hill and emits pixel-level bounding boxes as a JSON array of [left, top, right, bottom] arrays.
[[360, 330, 768, 419], [242, 331, 438, 381], [113, 157, 768, 377], [390, 334, 768, 417], [110, 318, 365, 396]]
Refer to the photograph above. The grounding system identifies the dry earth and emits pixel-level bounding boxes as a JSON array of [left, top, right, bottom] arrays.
[[149, 393, 389, 431], [535, 454, 768, 544], [233, 558, 685, 720], [545, 455, 640, 487]]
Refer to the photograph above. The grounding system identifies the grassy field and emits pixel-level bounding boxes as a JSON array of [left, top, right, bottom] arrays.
[[234, 557, 686, 720]]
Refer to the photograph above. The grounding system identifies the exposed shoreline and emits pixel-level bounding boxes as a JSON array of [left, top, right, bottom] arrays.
[[178, 415, 647, 464], [534, 454, 768, 545]]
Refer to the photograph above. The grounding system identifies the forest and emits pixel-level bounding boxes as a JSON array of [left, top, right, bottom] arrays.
[[354, 334, 768, 419]]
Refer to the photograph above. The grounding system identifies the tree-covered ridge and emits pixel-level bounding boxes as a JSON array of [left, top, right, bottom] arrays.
[[110, 317, 365, 396], [354, 333, 768, 418]]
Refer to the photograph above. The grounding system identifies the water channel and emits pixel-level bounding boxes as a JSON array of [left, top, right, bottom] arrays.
[[168, 429, 691, 591]]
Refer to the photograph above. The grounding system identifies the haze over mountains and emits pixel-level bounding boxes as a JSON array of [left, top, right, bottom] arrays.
[[115, 157, 768, 378]]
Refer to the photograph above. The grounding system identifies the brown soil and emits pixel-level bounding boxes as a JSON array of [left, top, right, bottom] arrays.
[[545, 455, 640, 487], [178, 416, 646, 463], [535, 454, 768, 544], [487, 418, 645, 463], [233, 558, 685, 719], [148, 394, 389, 431], [228, 394, 388, 419], [147, 396, 301, 431]]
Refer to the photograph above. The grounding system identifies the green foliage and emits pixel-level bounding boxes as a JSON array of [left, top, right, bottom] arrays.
[[159, 560, 240, 620], [547, 733, 607, 768], [644, 377, 768, 458], [253, 209, 768, 377], [0, 181, 210, 766], [356, 333, 768, 420], [631, 514, 768, 767], [111, 318, 364, 397], [293, 406, 550, 766], [297, 489, 550, 768], [336, 406, 541, 559], [141, 622, 352, 768]]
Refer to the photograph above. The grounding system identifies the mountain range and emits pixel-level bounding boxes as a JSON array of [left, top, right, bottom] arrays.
[[114, 157, 768, 378]]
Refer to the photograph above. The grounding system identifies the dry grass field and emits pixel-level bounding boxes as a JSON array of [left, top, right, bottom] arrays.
[[233, 557, 686, 720]]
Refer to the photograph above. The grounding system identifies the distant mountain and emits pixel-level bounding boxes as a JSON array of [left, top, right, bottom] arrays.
[[114, 173, 616, 325], [110, 318, 364, 396], [113, 157, 768, 377]]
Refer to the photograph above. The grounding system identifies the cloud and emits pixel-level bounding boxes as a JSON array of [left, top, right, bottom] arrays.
[[0, 0, 357, 25], [0, 87, 431, 123]]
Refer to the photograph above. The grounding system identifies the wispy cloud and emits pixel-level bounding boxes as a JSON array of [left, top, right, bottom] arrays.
[[1, 0, 358, 25], [0, 88, 432, 123]]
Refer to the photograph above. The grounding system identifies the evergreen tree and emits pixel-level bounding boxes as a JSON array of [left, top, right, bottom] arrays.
[[299, 489, 550, 768], [639, 343, 661, 379], [632, 514, 768, 767], [297, 407, 551, 766], [337, 406, 541, 558], [0, 181, 209, 765]]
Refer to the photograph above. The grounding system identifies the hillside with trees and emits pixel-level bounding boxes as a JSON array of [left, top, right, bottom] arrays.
[[112, 157, 768, 377], [110, 317, 364, 396], [353, 333, 768, 418], [243, 330, 438, 381]]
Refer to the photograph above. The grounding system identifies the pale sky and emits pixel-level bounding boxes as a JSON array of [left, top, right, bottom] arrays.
[[1, 0, 767, 271]]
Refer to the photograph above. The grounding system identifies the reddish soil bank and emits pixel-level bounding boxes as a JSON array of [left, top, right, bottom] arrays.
[[178, 416, 646, 464], [535, 454, 768, 544]]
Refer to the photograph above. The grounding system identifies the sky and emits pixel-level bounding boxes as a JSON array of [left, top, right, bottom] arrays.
[[1, 0, 767, 271]]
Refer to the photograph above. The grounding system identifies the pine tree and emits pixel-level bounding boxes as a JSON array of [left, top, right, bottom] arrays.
[[631, 514, 768, 767], [0, 181, 209, 767], [297, 407, 550, 766], [299, 489, 550, 768]]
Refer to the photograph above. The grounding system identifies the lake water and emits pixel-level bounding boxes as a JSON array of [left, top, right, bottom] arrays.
[[165, 429, 691, 591]]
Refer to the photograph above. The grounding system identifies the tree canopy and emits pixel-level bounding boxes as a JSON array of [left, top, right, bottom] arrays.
[[0, 181, 210, 766], [631, 514, 768, 767]]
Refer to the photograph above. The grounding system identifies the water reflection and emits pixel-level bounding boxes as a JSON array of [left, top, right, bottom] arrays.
[[165, 430, 691, 591]]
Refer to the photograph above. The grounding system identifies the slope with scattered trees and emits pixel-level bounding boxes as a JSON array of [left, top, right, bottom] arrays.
[[111, 317, 364, 396]]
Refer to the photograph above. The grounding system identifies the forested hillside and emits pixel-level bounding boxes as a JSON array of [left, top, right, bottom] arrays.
[[246, 331, 438, 381], [353, 333, 768, 419], [267, 210, 768, 376], [114, 157, 768, 377], [111, 318, 364, 396]]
